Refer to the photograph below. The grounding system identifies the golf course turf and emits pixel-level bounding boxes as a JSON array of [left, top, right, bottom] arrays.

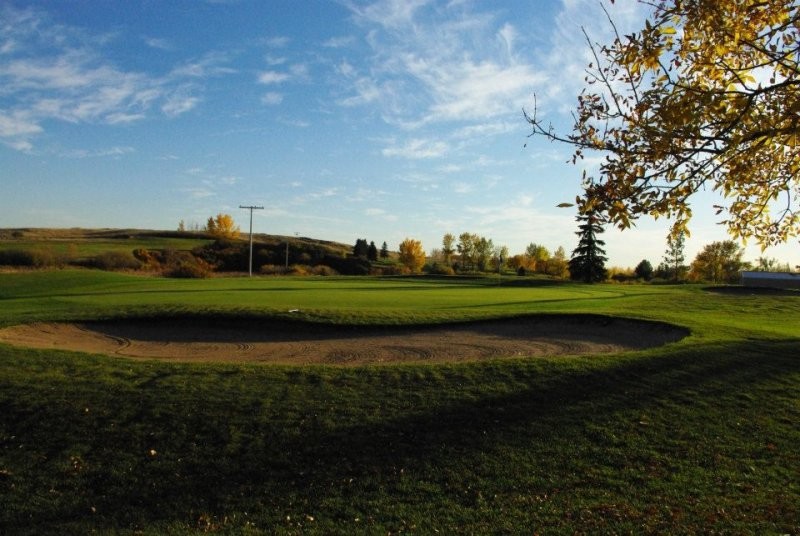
[[0, 270, 798, 534]]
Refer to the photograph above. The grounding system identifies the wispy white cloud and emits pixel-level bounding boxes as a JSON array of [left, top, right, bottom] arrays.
[[59, 145, 135, 158], [143, 36, 172, 50], [0, 5, 234, 150], [382, 138, 448, 159], [346, 0, 429, 30], [162, 90, 201, 117], [341, 0, 545, 128], [264, 36, 290, 48], [0, 110, 41, 138], [323, 36, 355, 48], [261, 91, 283, 105], [365, 207, 398, 221], [279, 118, 310, 128], [168, 52, 236, 78], [453, 181, 473, 194], [182, 187, 216, 199], [258, 70, 290, 84], [258, 63, 309, 86], [438, 163, 461, 173], [106, 112, 147, 124], [265, 54, 287, 66], [452, 121, 516, 139], [538, 0, 649, 114]]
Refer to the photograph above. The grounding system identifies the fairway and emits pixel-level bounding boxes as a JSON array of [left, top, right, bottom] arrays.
[[1, 270, 799, 534]]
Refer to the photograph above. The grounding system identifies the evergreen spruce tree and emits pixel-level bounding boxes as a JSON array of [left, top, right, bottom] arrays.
[[367, 241, 378, 261], [353, 238, 369, 258], [569, 211, 608, 283], [379, 241, 389, 259]]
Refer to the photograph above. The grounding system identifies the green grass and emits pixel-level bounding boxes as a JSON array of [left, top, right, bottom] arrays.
[[1, 270, 799, 534], [0, 237, 211, 264]]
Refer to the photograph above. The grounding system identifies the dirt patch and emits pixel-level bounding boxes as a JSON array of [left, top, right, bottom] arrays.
[[0, 315, 688, 366]]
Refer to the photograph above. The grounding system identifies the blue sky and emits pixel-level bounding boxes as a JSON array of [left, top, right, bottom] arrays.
[[1, 0, 797, 268]]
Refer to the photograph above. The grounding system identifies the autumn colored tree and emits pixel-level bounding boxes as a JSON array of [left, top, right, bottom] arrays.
[[206, 214, 240, 240], [547, 246, 570, 279], [507, 254, 528, 272], [398, 238, 426, 273], [493, 245, 509, 272], [442, 233, 456, 266], [457, 232, 477, 271], [689, 240, 745, 283], [527, 0, 800, 246], [569, 211, 608, 283], [474, 236, 494, 272], [663, 230, 687, 282], [525, 243, 550, 273]]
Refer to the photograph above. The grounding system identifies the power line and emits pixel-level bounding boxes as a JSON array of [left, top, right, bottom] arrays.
[[239, 205, 264, 277]]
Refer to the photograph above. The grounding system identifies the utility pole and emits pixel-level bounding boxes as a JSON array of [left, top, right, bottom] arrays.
[[239, 205, 264, 276]]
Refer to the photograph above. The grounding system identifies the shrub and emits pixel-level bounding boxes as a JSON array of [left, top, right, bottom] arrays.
[[260, 264, 289, 275], [320, 255, 370, 275], [0, 249, 36, 267], [0, 248, 65, 268], [370, 264, 404, 276], [192, 240, 247, 271], [90, 251, 142, 271], [165, 261, 210, 279], [311, 265, 337, 276], [426, 263, 455, 276], [288, 264, 310, 276]]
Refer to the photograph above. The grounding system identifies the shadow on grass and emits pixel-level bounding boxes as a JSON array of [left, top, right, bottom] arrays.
[[2, 338, 799, 533]]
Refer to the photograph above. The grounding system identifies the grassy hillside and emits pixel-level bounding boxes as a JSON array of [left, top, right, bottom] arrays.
[[0, 228, 356, 274], [0, 228, 213, 255], [0, 271, 798, 534]]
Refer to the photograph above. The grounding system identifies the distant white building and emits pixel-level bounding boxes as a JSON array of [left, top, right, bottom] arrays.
[[740, 271, 800, 289]]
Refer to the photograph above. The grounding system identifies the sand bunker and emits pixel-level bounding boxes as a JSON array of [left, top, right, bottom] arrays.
[[0, 315, 687, 366]]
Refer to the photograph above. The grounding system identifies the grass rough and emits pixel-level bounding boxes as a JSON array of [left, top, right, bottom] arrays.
[[0, 271, 798, 534]]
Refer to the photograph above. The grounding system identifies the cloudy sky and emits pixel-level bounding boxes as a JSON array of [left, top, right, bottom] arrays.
[[1, 0, 797, 268]]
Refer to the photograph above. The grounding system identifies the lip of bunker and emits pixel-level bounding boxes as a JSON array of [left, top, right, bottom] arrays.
[[0, 315, 688, 366]]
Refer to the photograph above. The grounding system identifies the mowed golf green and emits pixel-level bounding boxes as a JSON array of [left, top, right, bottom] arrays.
[[1, 270, 798, 534]]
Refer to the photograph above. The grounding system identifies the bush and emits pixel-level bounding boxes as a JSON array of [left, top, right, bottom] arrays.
[[260, 264, 289, 275], [426, 263, 455, 276], [369, 264, 404, 276], [192, 240, 247, 271], [166, 262, 210, 278], [311, 265, 337, 276], [164, 256, 211, 278], [0, 248, 63, 268], [90, 251, 142, 271], [517, 266, 527, 276], [320, 255, 371, 275], [0, 249, 36, 267]]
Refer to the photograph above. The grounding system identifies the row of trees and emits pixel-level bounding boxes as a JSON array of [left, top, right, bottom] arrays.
[[178, 211, 790, 282], [352, 239, 389, 262], [177, 214, 240, 240]]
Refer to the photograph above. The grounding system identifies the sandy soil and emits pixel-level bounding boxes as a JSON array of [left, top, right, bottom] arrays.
[[0, 316, 688, 366]]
